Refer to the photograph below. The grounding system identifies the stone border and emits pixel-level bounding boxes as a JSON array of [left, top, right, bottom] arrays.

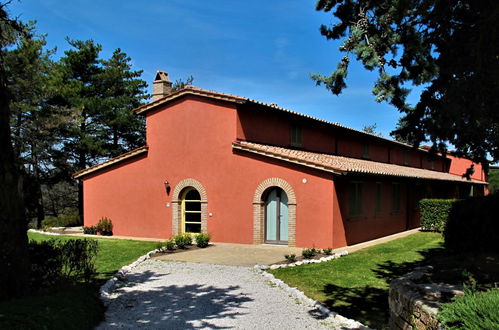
[[253, 258, 369, 329], [254, 250, 349, 270]]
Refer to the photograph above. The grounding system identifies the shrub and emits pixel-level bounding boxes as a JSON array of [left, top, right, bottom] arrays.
[[284, 254, 296, 262], [438, 286, 499, 329], [419, 199, 457, 232], [444, 193, 499, 253], [302, 248, 317, 259], [83, 225, 98, 235], [323, 248, 333, 255], [195, 233, 211, 248], [60, 239, 98, 282], [174, 234, 191, 249], [165, 239, 176, 251], [42, 215, 82, 228], [96, 217, 113, 236], [28, 238, 99, 288], [28, 240, 64, 288]]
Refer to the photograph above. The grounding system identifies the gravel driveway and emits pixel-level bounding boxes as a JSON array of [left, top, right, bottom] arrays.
[[97, 259, 357, 329]]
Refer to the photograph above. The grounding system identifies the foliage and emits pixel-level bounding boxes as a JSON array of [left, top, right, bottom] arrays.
[[302, 248, 318, 259], [271, 232, 442, 328], [28, 238, 98, 288], [174, 233, 192, 249], [323, 248, 333, 255], [419, 199, 457, 232], [61, 239, 98, 282], [171, 75, 194, 92], [0, 0, 30, 300], [314, 0, 499, 164], [438, 286, 499, 330], [488, 168, 499, 194], [284, 254, 297, 263], [83, 225, 98, 235], [96, 217, 113, 236], [42, 214, 82, 228], [444, 193, 499, 253], [194, 232, 211, 248], [0, 232, 160, 329], [361, 123, 381, 136], [165, 239, 176, 251]]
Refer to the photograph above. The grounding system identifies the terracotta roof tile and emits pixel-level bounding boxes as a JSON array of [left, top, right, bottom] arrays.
[[233, 141, 486, 184]]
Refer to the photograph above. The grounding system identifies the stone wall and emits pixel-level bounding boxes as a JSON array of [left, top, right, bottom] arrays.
[[388, 266, 463, 330]]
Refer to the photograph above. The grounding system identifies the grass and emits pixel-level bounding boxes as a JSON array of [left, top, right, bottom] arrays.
[[0, 232, 161, 329], [270, 232, 443, 329]]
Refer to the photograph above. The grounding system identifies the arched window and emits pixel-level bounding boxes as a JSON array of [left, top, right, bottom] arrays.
[[181, 187, 202, 233]]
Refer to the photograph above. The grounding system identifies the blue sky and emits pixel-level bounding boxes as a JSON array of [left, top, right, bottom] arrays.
[[8, 0, 414, 137]]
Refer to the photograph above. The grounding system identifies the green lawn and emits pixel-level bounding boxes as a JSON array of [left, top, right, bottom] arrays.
[[270, 232, 443, 329], [0, 232, 161, 329]]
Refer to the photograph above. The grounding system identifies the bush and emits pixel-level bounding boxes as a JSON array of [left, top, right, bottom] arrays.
[[419, 199, 457, 232], [284, 254, 296, 262], [194, 233, 211, 248], [96, 217, 113, 236], [28, 240, 64, 288], [28, 238, 99, 288], [83, 225, 98, 235], [438, 286, 499, 329], [60, 239, 98, 282], [323, 248, 333, 255], [174, 234, 192, 249], [42, 215, 82, 228], [165, 239, 176, 251], [444, 193, 499, 253], [302, 248, 317, 259]]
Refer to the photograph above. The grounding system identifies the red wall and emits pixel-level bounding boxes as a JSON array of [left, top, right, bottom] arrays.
[[83, 96, 337, 248]]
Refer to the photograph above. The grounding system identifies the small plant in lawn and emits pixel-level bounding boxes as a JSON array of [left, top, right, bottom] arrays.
[[195, 232, 211, 248], [96, 217, 113, 236], [42, 225, 52, 232], [323, 248, 333, 255], [302, 248, 317, 259], [83, 225, 98, 235], [174, 234, 191, 249], [285, 254, 296, 263]]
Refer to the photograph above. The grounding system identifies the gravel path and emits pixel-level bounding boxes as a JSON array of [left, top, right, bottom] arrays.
[[97, 259, 346, 329]]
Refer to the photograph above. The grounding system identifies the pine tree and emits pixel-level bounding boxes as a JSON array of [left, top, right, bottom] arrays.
[[0, 1, 30, 300], [313, 0, 499, 164]]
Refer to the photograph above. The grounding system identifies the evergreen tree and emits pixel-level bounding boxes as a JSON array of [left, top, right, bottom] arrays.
[[313, 0, 499, 164], [0, 1, 30, 300], [50, 39, 148, 215]]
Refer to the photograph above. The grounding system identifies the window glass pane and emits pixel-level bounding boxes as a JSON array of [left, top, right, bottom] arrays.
[[185, 212, 201, 223], [363, 143, 369, 158], [349, 182, 363, 217], [185, 189, 200, 200], [185, 223, 201, 233], [291, 125, 302, 146], [185, 201, 201, 211]]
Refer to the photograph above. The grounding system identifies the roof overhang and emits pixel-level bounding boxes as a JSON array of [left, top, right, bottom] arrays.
[[73, 146, 148, 179]]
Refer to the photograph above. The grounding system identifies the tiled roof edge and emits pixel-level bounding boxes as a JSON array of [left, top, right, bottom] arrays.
[[232, 142, 345, 175], [73, 146, 148, 179]]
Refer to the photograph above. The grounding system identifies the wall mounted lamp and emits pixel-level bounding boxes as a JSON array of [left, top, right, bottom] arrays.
[[163, 180, 171, 195]]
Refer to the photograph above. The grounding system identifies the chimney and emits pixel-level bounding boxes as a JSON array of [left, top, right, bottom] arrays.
[[152, 70, 172, 101]]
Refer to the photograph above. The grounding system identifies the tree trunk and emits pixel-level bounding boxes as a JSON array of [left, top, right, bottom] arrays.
[[0, 54, 30, 300]]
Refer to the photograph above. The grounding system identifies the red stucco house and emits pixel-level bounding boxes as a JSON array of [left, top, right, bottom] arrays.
[[74, 71, 488, 248]]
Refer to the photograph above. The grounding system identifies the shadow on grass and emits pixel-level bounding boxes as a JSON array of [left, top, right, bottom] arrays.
[[320, 247, 446, 329]]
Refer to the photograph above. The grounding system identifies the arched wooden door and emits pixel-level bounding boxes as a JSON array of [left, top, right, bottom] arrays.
[[264, 187, 288, 244]]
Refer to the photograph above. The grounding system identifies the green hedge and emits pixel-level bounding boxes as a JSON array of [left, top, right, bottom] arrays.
[[42, 215, 82, 228], [419, 199, 457, 232], [444, 193, 499, 253]]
